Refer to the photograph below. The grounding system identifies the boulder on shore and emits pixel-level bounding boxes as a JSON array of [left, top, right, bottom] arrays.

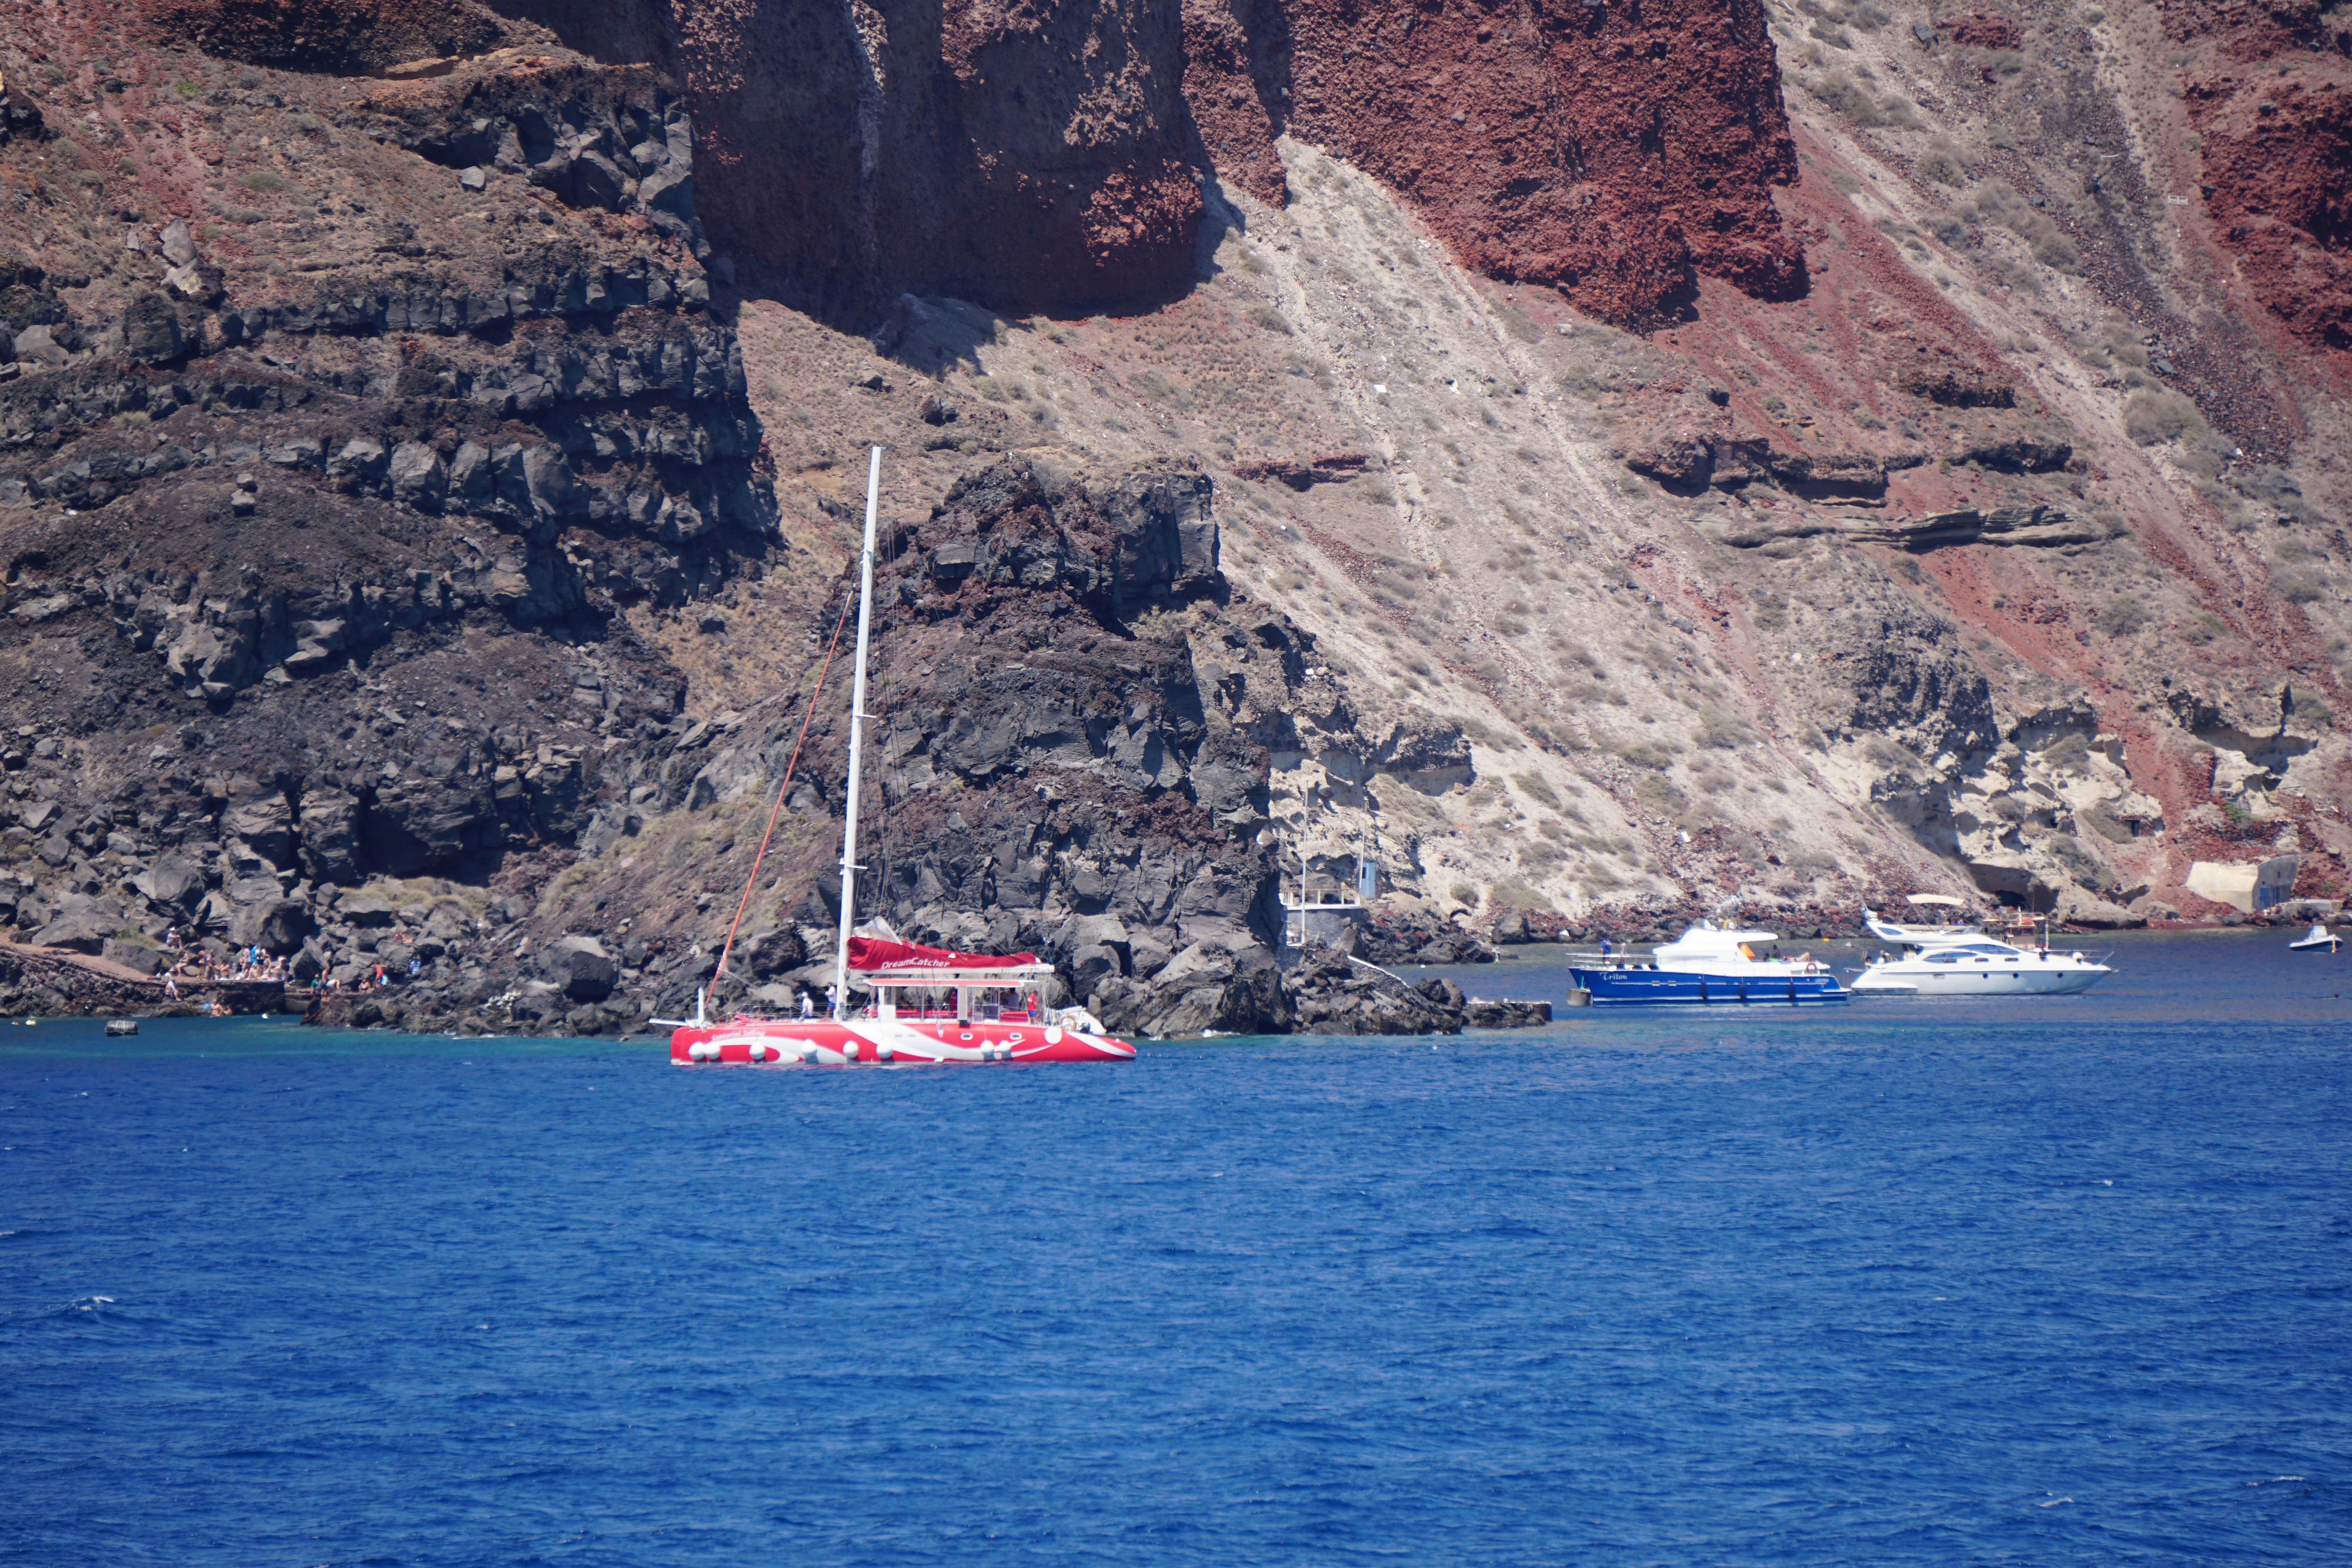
[[542, 934, 617, 1001]]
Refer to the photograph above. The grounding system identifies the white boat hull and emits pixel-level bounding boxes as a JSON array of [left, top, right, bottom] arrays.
[[1852, 963, 2108, 996]]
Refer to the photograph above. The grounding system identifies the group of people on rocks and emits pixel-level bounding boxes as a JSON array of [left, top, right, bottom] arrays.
[[162, 932, 289, 985]]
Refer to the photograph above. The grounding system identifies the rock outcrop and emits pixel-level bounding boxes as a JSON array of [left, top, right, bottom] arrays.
[[1182, 0, 1807, 322], [497, 0, 1204, 310], [2186, 58, 2352, 353]]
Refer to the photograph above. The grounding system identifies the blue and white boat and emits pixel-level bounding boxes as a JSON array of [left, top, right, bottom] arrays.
[[1570, 923, 1847, 1007]]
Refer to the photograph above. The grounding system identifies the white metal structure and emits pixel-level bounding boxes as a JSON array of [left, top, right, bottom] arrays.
[[1850, 908, 2113, 996], [831, 446, 883, 1020]]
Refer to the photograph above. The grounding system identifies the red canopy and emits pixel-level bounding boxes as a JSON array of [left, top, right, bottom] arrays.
[[844, 935, 1041, 972]]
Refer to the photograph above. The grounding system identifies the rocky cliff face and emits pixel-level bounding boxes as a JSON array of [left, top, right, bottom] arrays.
[[0, 18, 783, 1025], [1, 0, 2348, 1038], [1182, 0, 1809, 323], [493, 0, 1206, 311]]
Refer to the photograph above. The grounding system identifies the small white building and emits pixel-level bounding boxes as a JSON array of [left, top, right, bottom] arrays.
[[2184, 855, 2300, 914]]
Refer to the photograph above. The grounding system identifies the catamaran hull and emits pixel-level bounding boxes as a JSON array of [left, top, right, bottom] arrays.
[[1570, 968, 1847, 1007], [669, 1017, 1136, 1066]]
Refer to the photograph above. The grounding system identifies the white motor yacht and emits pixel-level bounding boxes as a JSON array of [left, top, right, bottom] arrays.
[[1850, 908, 2113, 997]]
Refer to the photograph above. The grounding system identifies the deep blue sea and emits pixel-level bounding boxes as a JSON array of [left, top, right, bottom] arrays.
[[4, 930, 2348, 1566]]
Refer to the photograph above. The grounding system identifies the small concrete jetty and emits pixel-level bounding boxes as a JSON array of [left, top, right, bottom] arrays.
[[0, 938, 288, 1018]]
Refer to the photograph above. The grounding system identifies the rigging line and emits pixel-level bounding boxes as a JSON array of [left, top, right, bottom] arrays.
[[712, 587, 858, 985]]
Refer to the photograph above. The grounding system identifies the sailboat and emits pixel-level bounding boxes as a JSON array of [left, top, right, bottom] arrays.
[[663, 447, 1138, 1068]]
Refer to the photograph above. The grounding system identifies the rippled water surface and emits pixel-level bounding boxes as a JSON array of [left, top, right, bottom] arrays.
[[5, 930, 2349, 1565]]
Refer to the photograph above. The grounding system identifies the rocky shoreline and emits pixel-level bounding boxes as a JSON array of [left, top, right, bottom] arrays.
[[2, 0, 2346, 1054]]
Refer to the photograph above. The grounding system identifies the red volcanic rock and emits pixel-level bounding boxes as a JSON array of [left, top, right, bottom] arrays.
[[2157, 0, 2350, 59], [1181, 0, 1805, 325], [2188, 60, 2352, 352], [1184, 0, 1291, 206], [497, 0, 1202, 313], [1937, 11, 2022, 49]]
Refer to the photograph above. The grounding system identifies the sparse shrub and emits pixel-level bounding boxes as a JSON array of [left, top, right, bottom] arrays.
[[1449, 882, 1479, 907], [1633, 775, 1686, 814], [1248, 305, 1293, 336], [1492, 880, 1555, 912], [1923, 213, 1969, 246], [1618, 743, 1675, 771], [1514, 772, 1563, 811], [1916, 144, 1967, 185], [2274, 571, 2324, 604], [1494, 302, 1542, 343], [2033, 230, 2080, 270], [1132, 370, 1193, 410], [2097, 596, 2148, 636], [2043, 733, 2092, 765], [2123, 390, 2206, 444], [175, 81, 203, 98], [2080, 803, 2136, 843], [1809, 73, 1887, 127], [74, 170, 105, 189], [1696, 707, 1747, 748], [242, 170, 285, 193]]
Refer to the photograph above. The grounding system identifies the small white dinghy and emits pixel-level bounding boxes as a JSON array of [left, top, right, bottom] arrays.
[[2288, 923, 2341, 954]]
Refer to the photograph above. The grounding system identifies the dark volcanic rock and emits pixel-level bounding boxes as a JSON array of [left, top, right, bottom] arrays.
[[542, 934, 617, 1001]]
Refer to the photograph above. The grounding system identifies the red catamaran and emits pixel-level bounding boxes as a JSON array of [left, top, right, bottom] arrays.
[[664, 447, 1136, 1068]]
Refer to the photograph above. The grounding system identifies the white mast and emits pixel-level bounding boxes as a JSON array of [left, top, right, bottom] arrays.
[[831, 445, 883, 1018]]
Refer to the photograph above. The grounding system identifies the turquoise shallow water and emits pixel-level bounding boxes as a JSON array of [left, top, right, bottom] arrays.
[[3, 930, 2348, 1564]]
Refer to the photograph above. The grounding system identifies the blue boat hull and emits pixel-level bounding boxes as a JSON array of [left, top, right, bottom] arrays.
[[1570, 967, 1847, 1007]]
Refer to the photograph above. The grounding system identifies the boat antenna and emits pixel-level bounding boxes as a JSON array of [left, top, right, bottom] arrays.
[[831, 445, 883, 1019]]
